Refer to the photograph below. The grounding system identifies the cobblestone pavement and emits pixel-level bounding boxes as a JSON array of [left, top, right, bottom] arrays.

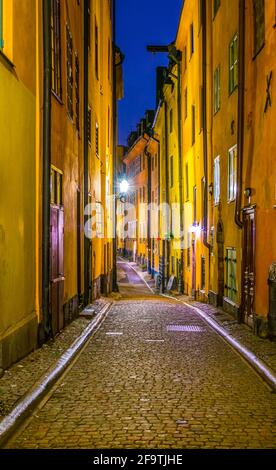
[[0, 299, 108, 420], [7, 296, 276, 449], [132, 260, 276, 374]]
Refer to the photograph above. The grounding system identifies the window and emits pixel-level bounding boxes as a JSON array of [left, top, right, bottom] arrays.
[[190, 23, 194, 57], [87, 107, 91, 144], [191, 105, 195, 145], [75, 54, 80, 132], [96, 202, 104, 238], [170, 156, 174, 187], [135, 155, 141, 175], [193, 186, 197, 224], [51, 0, 62, 98], [199, 0, 203, 30], [50, 166, 63, 206], [95, 19, 99, 80], [200, 85, 204, 130], [214, 65, 221, 113], [184, 87, 188, 120], [253, 0, 265, 57], [183, 45, 187, 71], [169, 109, 173, 133], [229, 33, 238, 94], [214, 0, 220, 18], [201, 257, 206, 290], [95, 122, 99, 156], [228, 145, 237, 202], [225, 248, 237, 302], [201, 177, 206, 226], [66, 24, 73, 119], [143, 186, 146, 203], [214, 156, 220, 205], [185, 163, 189, 200]]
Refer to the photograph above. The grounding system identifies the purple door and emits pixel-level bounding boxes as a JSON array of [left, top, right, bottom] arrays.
[[50, 206, 64, 335]]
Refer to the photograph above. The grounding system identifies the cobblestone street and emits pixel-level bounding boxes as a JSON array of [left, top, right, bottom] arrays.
[[6, 264, 276, 449]]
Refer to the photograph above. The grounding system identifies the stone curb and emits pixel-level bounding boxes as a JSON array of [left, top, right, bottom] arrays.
[[0, 301, 112, 448], [163, 294, 276, 392]]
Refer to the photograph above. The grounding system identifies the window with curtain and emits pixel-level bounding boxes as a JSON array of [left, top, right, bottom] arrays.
[[214, 156, 220, 205], [228, 145, 237, 201]]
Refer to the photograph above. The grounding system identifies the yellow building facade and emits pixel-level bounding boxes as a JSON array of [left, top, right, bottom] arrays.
[[242, 0, 276, 335], [0, 0, 41, 369], [0, 0, 119, 370], [152, 0, 276, 336]]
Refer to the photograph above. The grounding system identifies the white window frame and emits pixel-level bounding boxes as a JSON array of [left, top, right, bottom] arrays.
[[228, 145, 237, 202], [229, 33, 238, 94], [214, 156, 220, 205]]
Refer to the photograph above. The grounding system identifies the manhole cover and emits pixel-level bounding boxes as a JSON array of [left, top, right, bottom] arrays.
[[167, 325, 204, 332]]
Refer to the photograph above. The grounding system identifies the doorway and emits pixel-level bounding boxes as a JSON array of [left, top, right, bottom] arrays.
[[50, 206, 64, 335], [242, 206, 256, 324]]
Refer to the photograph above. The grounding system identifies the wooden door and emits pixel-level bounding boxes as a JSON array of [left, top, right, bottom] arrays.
[[242, 207, 256, 322], [50, 206, 64, 335]]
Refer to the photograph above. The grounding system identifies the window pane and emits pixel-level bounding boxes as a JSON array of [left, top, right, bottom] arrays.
[[253, 0, 265, 56]]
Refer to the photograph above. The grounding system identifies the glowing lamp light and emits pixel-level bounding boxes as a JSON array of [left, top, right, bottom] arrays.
[[119, 179, 129, 194], [190, 223, 201, 239]]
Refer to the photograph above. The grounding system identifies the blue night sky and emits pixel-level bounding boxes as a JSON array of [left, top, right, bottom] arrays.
[[116, 0, 183, 145]]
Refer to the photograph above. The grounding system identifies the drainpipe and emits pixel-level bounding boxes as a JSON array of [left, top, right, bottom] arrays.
[[202, 0, 211, 251], [145, 143, 152, 275], [112, 0, 119, 292], [164, 99, 170, 286], [235, 0, 245, 229], [83, 0, 90, 305], [39, 0, 52, 345]]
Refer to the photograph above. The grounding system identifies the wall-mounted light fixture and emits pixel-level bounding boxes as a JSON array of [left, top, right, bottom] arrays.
[[244, 187, 252, 205]]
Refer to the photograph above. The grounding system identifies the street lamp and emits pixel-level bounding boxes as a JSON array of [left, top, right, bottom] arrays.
[[119, 179, 129, 195]]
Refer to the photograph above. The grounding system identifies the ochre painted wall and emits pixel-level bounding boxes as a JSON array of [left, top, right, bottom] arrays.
[[0, 0, 38, 368]]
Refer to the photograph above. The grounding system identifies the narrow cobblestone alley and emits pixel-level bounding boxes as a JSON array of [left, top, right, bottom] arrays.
[[5, 262, 276, 449]]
